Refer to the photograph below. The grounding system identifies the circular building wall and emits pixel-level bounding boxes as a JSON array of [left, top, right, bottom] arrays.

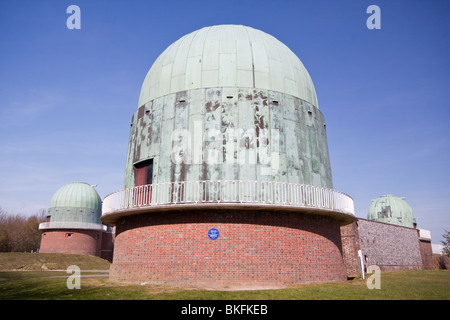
[[39, 229, 103, 256], [110, 209, 347, 289]]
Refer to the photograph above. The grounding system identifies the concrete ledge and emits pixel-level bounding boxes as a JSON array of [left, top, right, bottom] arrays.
[[101, 202, 356, 226]]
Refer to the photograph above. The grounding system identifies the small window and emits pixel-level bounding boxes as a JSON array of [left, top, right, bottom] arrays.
[[66, 233, 73, 238]]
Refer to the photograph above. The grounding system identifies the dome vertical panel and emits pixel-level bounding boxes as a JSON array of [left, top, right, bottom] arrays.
[[202, 26, 220, 88], [262, 32, 282, 93], [246, 27, 270, 89], [185, 27, 207, 91], [159, 41, 179, 97], [235, 26, 253, 88], [148, 55, 162, 105], [170, 32, 191, 95], [76, 183, 83, 208], [218, 25, 237, 87]]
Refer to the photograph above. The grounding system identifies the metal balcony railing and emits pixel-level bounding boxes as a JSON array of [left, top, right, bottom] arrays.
[[38, 221, 107, 231], [102, 180, 354, 217]]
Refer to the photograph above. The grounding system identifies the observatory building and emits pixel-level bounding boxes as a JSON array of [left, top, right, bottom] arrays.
[[101, 25, 355, 289], [341, 194, 434, 275], [39, 182, 113, 261], [367, 194, 416, 228]]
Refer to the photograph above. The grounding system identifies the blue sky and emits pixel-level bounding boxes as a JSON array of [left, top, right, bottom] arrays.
[[0, 0, 449, 243]]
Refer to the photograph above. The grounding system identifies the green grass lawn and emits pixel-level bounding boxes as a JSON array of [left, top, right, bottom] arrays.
[[0, 252, 111, 271], [0, 253, 449, 300], [0, 269, 448, 300]]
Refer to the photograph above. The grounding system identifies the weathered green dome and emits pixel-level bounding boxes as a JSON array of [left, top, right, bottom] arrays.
[[41, 182, 104, 230], [139, 25, 318, 108], [367, 195, 416, 228], [49, 182, 102, 211]]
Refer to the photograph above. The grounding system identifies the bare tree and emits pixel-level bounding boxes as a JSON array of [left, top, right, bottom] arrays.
[[0, 208, 8, 251], [442, 229, 450, 257], [0, 207, 47, 252]]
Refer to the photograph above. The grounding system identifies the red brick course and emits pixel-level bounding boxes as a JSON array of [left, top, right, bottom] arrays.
[[39, 229, 103, 257], [110, 209, 347, 289]]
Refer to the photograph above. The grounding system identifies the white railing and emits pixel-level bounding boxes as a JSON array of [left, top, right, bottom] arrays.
[[39, 221, 107, 231], [102, 180, 354, 217]]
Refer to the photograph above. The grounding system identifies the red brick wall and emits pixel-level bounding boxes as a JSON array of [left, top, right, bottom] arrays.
[[340, 222, 361, 278], [110, 209, 347, 289], [419, 240, 433, 270], [39, 229, 103, 257]]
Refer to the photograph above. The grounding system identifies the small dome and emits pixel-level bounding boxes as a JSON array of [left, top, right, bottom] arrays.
[[50, 182, 102, 211], [47, 182, 102, 226], [138, 25, 318, 108], [367, 195, 416, 228]]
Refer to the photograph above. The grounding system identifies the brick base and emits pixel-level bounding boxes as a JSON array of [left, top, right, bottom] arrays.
[[39, 229, 103, 257], [110, 209, 347, 289]]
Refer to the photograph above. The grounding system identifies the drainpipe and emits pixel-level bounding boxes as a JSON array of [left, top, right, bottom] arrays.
[[357, 250, 365, 279]]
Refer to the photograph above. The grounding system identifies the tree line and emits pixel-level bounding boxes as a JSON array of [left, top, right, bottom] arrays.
[[0, 207, 47, 252]]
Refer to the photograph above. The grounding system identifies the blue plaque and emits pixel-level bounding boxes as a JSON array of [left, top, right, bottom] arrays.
[[208, 228, 219, 240]]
